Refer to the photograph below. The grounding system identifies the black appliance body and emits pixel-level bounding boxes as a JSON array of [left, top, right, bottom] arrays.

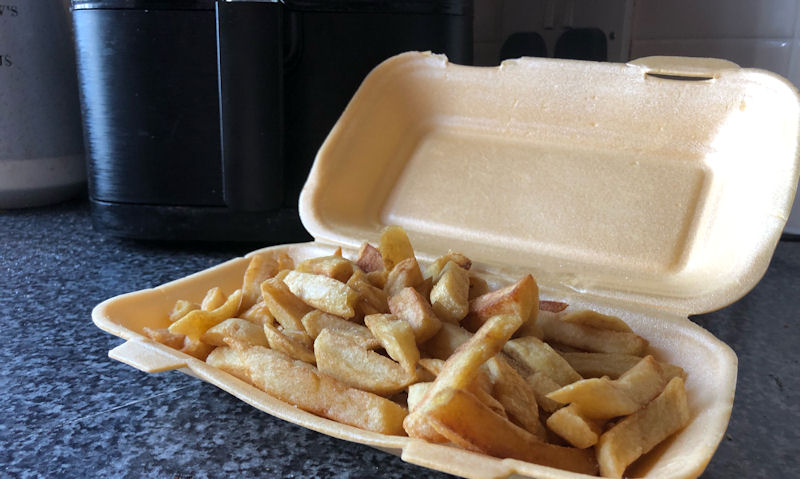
[[71, 0, 473, 241]]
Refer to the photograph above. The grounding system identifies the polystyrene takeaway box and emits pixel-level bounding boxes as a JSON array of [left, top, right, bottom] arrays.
[[93, 52, 800, 478]]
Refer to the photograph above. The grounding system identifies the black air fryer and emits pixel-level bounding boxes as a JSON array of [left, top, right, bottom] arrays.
[[71, 0, 473, 241]]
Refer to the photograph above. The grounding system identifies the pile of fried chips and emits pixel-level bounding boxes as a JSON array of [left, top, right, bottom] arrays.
[[146, 226, 690, 478]]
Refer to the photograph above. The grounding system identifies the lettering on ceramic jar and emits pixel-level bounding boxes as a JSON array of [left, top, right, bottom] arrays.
[[0, 55, 11, 67], [0, 4, 18, 16]]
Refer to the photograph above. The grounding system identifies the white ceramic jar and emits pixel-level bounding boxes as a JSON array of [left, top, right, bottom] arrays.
[[0, 0, 85, 208]]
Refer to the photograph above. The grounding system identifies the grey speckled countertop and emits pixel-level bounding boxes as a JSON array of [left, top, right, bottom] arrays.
[[2, 199, 798, 478]]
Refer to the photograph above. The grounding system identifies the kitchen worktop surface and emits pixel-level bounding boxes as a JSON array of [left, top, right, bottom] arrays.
[[2, 199, 798, 478]]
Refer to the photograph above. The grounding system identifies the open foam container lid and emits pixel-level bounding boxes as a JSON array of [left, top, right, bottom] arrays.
[[300, 52, 800, 316]]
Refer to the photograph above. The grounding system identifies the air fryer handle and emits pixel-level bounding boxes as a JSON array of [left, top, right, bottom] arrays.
[[216, 0, 283, 211]]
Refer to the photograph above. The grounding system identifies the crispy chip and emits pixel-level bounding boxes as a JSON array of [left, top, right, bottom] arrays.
[[503, 336, 582, 386], [545, 403, 603, 449], [462, 274, 538, 332], [418, 358, 499, 415], [239, 301, 275, 326], [364, 314, 419, 375], [468, 275, 490, 300], [235, 345, 408, 435], [201, 287, 226, 311], [404, 314, 522, 441], [296, 255, 355, 283], [169, 289, 242, 341], [144, 327, 185, 350], [168, 299, 199, 323], [540, 300, 569, 313], [561, 351, 687, 381], [264, 323, 316, 364], [424, 252, 472, 282], [485, 356, 546, 440], [379, 225, 416, 271], [524, 371, 563, 413], [596, 377, 690, 478], [429, 261, 470, 323], [407, 382, 432, 412], [547, 356, 667, 419], [240, 251, 293, 312], [261, 277, 312, 330], [201, 317, 268, 347], [180, 337, 215, 360], [355, 242, 384, 273], [283, 271, 359, 318], [420, 322, 472, 360], [388, 287, 442, 343], [415, 276, 434, 301], [300, 310, 380, 350], [365, 270, 388, 289], [561, 310, 633, 332], [206, 346, 251, 382], [537, 311, 648, 355], [384, 257, 424, 297], [347, 270, 390, 315], [314, 329, 414, 396], [425, 388, 597, 475]]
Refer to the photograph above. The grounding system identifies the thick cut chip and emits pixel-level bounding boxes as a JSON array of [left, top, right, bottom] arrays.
[[169, 299, 199, 323], [513, 309, 544, 339], [420, 322, 472, 360], [283, 271, 359, 318], [462, 274, 538, 332], [468, 275, 490, 300], [424, 252, 472, 282], [597, 377, 690, 478], [355, 242, 384, 273], [538, 312, 648, 355], [379, 225, 416, 271], [417, 358, 498, 415], [281, 328, 313, 349], [485, 356, 546, 440], [296, 255, 355, 283], [546, 403, 603, 449], [239, 301, 275, 326], [364, 314, 419, 375], [240, 251, 293, 312], [415, 276, 433, 301], [384, 257, 424, 297], [236, 345, 408, 435], [261, 277, 312, 331], [503, 336, 582, 386], [404, 314, 522, 441], [425, 388, 597, 475], [547, 356, 667, 419], [347, 270, 390, 314], [144, 327, 185, 350], [562, 352, 687, 381], [429, 261, 470, 323], [525, 371, 563, 413], [407, 382, 432, 412], [366, 270, 388, 289], [202, 287, 226, 311], [388, 287, 442, 343], [206, 346, 251, 382], [264, 323, 316, 364], [169, 289, 242, 341], [314, 329, 414, 396], [540, 300, 569, 313], [181, 337, 215, 360], [300, 310, 380, 350], [201, 317, 268, 347], [561, 310, 633, 332]]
